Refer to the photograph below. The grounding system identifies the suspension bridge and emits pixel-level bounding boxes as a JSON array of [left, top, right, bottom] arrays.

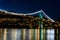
[[0, 9, 55, 22], [0, 9, 59, 40]]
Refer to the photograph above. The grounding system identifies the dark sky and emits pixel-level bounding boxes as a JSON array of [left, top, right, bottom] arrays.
[[0, 0, 60, 20]]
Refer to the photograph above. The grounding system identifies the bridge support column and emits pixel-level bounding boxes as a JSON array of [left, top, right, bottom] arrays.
[[39, 12, 43, 40]]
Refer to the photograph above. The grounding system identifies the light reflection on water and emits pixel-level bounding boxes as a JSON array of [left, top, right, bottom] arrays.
[[47, 29, 55, 40], [2, 29, 55, 40], [17, 29, 21, 40]]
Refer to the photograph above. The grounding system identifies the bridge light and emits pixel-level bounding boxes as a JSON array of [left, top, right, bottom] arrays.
[[58, 23, 60, 27], [55, 24, 58, 27]]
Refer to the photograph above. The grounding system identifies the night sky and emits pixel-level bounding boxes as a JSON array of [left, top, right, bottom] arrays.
[[0, 0, 60, 20]]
